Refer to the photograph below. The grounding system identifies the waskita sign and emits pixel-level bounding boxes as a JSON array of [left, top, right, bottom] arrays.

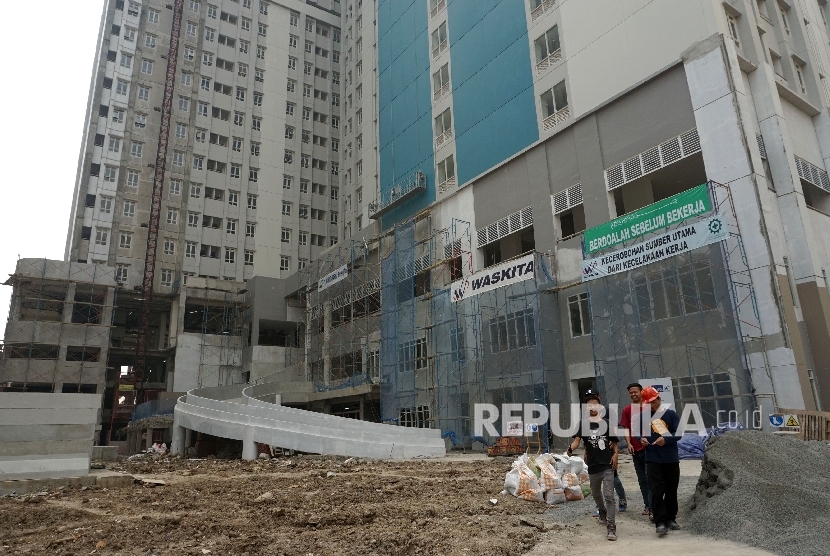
[[318, 264, 349, 292], [582, 215, 728, 281], [583, 184, 711, 254], [450, 254, 535, 302]]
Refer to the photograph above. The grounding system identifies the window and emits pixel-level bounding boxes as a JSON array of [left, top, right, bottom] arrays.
[[144, 34, 156, 49], [723, 12, 740, 47], [178, 96, 190, 112], [299, 204, 309, 218], [332, 139, 339, 152], [239, 40, 249, 54], [299, 231, 308, 245], [226, 219, 237, 234], [108, 136, 121, 152], [215, 81, 233, 95], [288, 57, 297, 70], [780, 5, 790, 34], [331, 211, 338, 225], [795, 61, 807, 94], [188, 212, 200, 227], [257, 45, 266, 59], [249, 168, 258, 182], [116, 79, 129, 96], [186, 241, 197, 258], [230, 164, 241, 178], [246, 222, 256, 237], [130, 142, 143, 158], [205, 27, 215, 42], [303, 107, 311, 121], [316, 67, 329, 79], [120, 52, 133, 68], [330, 186, 339, 200], [534, 25, 561, 65], [127, 170, 139, 187], [202, 52, 213, 66], [300, 180, 309, 193], [285, 150, 294, 163], [236, 87, 246, 101], [95, 228, 109, 246], [332, 116, 340, 129], [235, 111, 245, 126], [123, 26, 135, 42], [181, 71, 192, 86], [184, 46, 195, 60], [166, 208, 179, 224], [163, 239, 176, 255], [169, 179, 182, 195], [290, 12, 298, 26], [260, 1, 268, 14], [280, 256, 290, 271], [198, 101, 209, 116], [333, 50, 340, 63], [193, 155, 204, 170], [245, 250, 255, 266], [333, 71, 340, 85], [282, 201, 291, 215], [247, 194, 257, 209], [306, 17, 315, 32], [398, 338, 428, 372], [200, 76, 211, 91], [207, 159, 227, 173], [99, 196, 112, 214], [258, 23, 267, 36], [301, 154, 309, 168], [255, 69, 264, 82], [431, 21, 448, 56], [251, 116, 261, 131], [218, 34, 236, 47], [243, 0, 252, 7], [281, 228, 291, 243], [332, 162, 339, 175], [190, 183, 201, 198], [123, 200, 136, 217], [175, 122, 187, 139], [541, 80, 568, 118], [434, 107, 452, 138], [437, 155, 455, 185], [119, 232, 132, 249], [304, 62, 313, 75], [104, 166, 118, 182], [189, 0, 200, 11], [235, 64, 247, 79], [568, 293, 591, 337], [489, 308, 536, 354], [160, 269, 173, 287]]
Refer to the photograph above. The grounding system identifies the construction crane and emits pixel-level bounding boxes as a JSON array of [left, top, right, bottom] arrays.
[[132, 0, 184, 402]]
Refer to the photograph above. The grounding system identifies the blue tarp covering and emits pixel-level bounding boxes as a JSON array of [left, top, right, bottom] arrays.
[[132, 399, 176, 422]]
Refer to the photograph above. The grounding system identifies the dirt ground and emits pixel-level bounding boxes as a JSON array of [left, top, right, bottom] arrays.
[[0, 453, 775, 556]]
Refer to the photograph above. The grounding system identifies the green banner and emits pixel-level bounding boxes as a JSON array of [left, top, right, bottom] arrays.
[[584, 184, 711, 254]]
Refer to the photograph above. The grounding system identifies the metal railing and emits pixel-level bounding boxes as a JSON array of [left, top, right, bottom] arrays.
[[435, 128, 453, 148], [531, 0, 556, 21], [535, 49, 561, 75], [368, 171, 427, 219], [433, 81, 450, 103], [542, 105, 570, 131]]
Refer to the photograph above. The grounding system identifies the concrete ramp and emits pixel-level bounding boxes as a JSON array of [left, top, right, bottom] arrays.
[[171, 382, 445, 460]]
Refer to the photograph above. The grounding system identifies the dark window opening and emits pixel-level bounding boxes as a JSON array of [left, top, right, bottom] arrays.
[[62, 383, 98, 393], [66, 346, 102, 362], [559, 205, 586, 239]]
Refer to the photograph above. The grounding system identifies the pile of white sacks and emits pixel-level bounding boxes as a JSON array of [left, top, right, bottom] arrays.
[[503, 453, 590, 505]]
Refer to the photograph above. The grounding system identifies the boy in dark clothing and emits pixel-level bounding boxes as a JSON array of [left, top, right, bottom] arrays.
[[638, 386, 681, 536], [568, 393, 619, 542]]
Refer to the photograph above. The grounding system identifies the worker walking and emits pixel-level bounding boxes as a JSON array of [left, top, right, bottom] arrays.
[[619, 382, 651, 518], [568, 392, 620, 542], [638, 386, 681, 536], [583, 389, 628, 512]]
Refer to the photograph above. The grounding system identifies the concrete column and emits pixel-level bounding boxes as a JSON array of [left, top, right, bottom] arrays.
[[158, 312, 168, 350], [185, 428, 192, 449], [171, 423, 185, 456], [62, 282, 76, 323], [242, 437, 257, 460], [146, 428, 154, 450], [323, 300, 332, 385], [359, 397, 365, 421]]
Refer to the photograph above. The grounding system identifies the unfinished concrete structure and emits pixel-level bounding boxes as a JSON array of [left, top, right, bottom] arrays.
[[0, 393, 101, 480]]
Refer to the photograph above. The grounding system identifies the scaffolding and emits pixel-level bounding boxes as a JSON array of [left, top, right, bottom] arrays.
[[0, 259, 117, 393], [586, 181, 761, 426]]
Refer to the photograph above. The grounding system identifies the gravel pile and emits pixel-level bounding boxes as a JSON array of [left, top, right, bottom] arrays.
[[686, 430, 830, 555]]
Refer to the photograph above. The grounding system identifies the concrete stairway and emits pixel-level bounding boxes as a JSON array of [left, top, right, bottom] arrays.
[[170, 382, 446, 460]]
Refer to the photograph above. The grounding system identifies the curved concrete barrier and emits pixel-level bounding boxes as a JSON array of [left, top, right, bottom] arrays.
[[171, 382, 445, 460]]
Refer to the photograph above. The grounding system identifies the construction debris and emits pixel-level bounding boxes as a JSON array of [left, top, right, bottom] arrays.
[[687, 430, 830, 555], [503, 453, 588, 505]]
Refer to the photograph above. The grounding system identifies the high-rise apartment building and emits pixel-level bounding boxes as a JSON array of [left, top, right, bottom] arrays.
[[65, 0, 344, 290]]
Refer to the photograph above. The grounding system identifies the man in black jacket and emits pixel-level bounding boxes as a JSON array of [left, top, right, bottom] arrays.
[[638, 386, 681, 536]]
